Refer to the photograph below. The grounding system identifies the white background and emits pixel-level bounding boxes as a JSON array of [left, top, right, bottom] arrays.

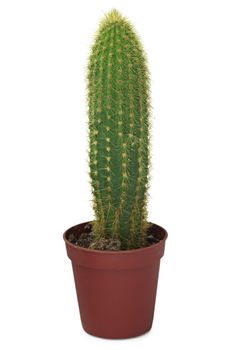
[[0, 0, 228, 349]]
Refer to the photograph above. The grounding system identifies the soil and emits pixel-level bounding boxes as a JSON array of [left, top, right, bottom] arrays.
[[68, 222, 162, 251]]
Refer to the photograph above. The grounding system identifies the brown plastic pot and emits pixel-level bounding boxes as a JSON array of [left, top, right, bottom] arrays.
[[63, 221, 167, 339]]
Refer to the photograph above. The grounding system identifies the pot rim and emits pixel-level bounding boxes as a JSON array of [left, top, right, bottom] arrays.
[[63, 221, 168, 256]]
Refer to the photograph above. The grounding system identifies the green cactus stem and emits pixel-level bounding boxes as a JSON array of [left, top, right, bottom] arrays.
[[87, 9, 151, 249]]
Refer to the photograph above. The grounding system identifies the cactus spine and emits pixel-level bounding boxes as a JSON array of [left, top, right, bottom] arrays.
[[87, 9, 151, 249]]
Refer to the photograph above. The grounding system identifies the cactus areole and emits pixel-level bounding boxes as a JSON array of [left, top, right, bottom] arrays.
[[63, 9, 168, 339], [88, 9, 151, 249]]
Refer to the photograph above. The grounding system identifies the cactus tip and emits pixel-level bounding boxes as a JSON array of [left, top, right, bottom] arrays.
[[105, 9, 124, 23]]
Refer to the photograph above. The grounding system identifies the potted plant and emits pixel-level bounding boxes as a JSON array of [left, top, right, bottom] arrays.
[[63, 9, 168, 339]]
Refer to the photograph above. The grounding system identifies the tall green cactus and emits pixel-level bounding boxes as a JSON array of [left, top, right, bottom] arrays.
[[87, 9, 151, 249]]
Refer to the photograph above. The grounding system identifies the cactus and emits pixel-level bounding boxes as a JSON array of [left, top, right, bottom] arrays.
[[87, 9, 151, 249]]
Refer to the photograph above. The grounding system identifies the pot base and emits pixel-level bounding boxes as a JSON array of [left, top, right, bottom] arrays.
[[83, 324, 152, 340]]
